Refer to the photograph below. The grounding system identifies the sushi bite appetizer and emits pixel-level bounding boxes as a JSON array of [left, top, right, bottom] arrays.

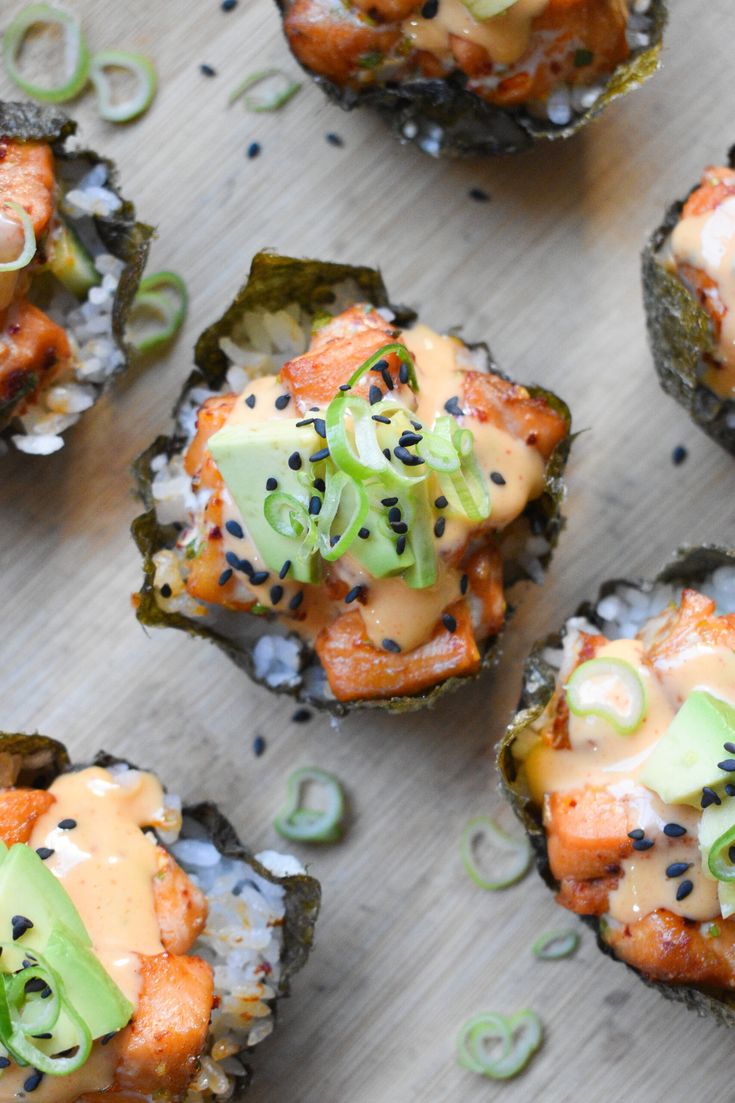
[[277, 0, 665, 156], [0, 101, 151, 455], [133, 253, 571, 712], [500, 546, 735, 1021], [643, 154, 735, 455], [0, 732, 320, 1097]]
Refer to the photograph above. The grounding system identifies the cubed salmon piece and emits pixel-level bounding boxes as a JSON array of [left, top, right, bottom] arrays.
[[0, 788, 54, 845], [545, 788, 633, 881], [0, 300, 71, 410], [0, 139, 55, 238], [184, 393, 237, 491], [153, 848, 208, 956], [461, 371, 568, 461]]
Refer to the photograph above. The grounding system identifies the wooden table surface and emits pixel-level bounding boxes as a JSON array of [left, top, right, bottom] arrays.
[[2, 1, 734, 1099]]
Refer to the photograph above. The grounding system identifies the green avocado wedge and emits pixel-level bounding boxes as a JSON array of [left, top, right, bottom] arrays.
[[131, 251, 573, 715], [497, 544, 735, 1025]]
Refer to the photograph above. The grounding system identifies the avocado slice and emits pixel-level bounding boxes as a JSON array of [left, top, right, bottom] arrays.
[[640, 691, 735, 807], [208, 420, 322, 583], [348, 484, 415, 578], [0, 843, 90, 947], [47, 219, 100, 299]]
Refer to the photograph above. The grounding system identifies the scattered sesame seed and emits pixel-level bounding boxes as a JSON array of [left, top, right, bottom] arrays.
[[396, 535, 407, 555], [314, 418, 327, 437], [309, 447, 330, 463], [253, 735, 266, 757], [200, 63, 216, 77], [221, 0, 237, 9], [729, 845, 735, 863], [369, 384, 382, 405], [0, 1058, 10, 1068], [225, 551, 241, 569], [245, 393, 256, 408], [225, 520, 244, 539], [330, 534, 341, 547], [676, 879, 694, 902], [490, 471, 506, 486], [99, 1032, 117, 1045], [266, 477, 278, 491], [382, 496, 398, 506], [270, 585, 284, 605], [58, 819, 76, 830], [434, 495, 448, 509], [288, 452, 302, 470], [326, 132, 344, 147], [24, 977, 47, 994], [718, 759, 735, 772], [460, 573, 468, 595], [313, 478, 326, 492], [218, 568, 233, 586], [442, 612, 457, 632], [279, 560, 291, 580], [665, 862, 692, 878], [251, 570, 269, 586], [672, 444, 688, 466], [382, 637, 401, 653], [663, 823, 686, 837], [469, 187, 490, 203], [394, 445, 425, 466], [289, 591, 304, 611], [247, 141, 261, 160], [727, 784, 735, 797], [23, 1071, 43, 1093], [339, 383, 351, 391], [399, 363, 410, 385], [627, 828, 645, 840], [391, 521, 408, 534], [12, 916, 33, 940], [444, 395, 462, 417], [358, 527, 370, 539], [35, 848, 54, 860], [399, 431, 422, 447], [434, 517, 446, 538], [309, 495, 322, 516], [292, 708, 312, 723], [371, 359, 389, 374], [345, 585, 364, 604], [296, 418, 314, 428], [702, 786, 722, 808], [372, 414, 391, 425], [725, 742, 735, 754], [388, 506, 402, 523], [421, 0, 438, 15], [275, 393, 291, 410], [160, 583, 172, 598], [632, 838, 654, 851]]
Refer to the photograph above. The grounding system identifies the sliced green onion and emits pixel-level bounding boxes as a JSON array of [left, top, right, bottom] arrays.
[[2, 3, 90, 103], [274, 767, 345, 844], [416, 425, 460, 473], [3, 965, 60, 1038], [128, 271, 188, 353], [566, 657, 646, 735], [531, 928, 580, 960], [460, 816, 531, 891], [264, 491, 313, 542], [457, 1009, 542, 1081], [708, 824, 735, 883], [89, 50, 157, 123], [317, 471, 369, 562], [402, 478, 437, 590], [0, 202, 36, 273], [346, 342, 418, 393], [459, 0, 519, 20], [228, 68, 302, 112], [435, 419, 491, 523]]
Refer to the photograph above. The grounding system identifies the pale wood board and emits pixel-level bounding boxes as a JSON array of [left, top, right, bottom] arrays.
[[1, 1, 734, 1099]]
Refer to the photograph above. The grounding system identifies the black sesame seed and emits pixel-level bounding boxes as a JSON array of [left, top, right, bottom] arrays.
[[729, 845, 735, 864], [309, 406, 320, 412], [313, 478, 326, 493], [381, 496, 398, 507], [394, 445, 425, 466], [326, 132, 344, 147], [371, 358, 389, 374], [663, 823, 687, 838], [702, 786, 722, 809], [250, 570, 269, 586], [369, 384, 382, 405], [396, 535, 407, 555], [469, 187, 490, 203], [253, 735, 266, 758], [35, 847, 54, 861], [309, 495, 322, 516], [270, 585, 284, 606], [627, 828, 645, 840], [391, 521, 408, 535], [58, 819, 77, 830], [289, 591, 304, 611], [288, 451, 302, 470], [24, 977, 47, 994], [672, 444, 688, 466], [160, 583, 172, 599], [719, 759, 735, 772], [372, 414, 391, 425], [339, 383, 351, 391], [490, 471, 506, 486], [240, 559, 254, 578], [460, 573, 468, 595], [222, 0, 237, 9], [434, 517, 446, 538], [444, 395, 462, 417], [296, 418, 314, 428], [380, 366, 394, 391], [23, 1071, 43, 1093], [314, 418, 327, 438], [266, 477, 278, 491], [676, 879, 694, 902], [218, 568, 233, 586], [275, 393, 291, 410], [0, 1057, 10, 1068], [225, 520, 244, 539], [12, 916, 33, 940], [665, 862, 692, 878], [435, 496, 448, 509], [632, 838, 654, 851], [399, 363, 409, 384], [32, 1033, 52, 1040], [292, 708, 312, 723], [345, 585, 364, 604], [442, 613, 457, 633], [421, 0, 438, 16], [225, 551, 241, 569], [411, 420, 422, 431], [330, 534, 341, 547], [358, 527, 370, 539], [279, 560, 292, 580], [382, 638, 401, 653], [200, 63, 216, 77], [383, 447, 392, 461], [247, 141, 261, 160], [399, 431, 422, 447], [309, 447, 330, 463], [39, 986, 51, 999], [388, 506, 402, 523], [245, 393, 256, 409], [727, 784, 735, 797], [725, 742, 735, 754]]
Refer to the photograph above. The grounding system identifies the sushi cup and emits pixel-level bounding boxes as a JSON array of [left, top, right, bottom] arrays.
[[0, 101, 152, 456], [276, 0, 666, 158], [0, 732, 320, 1097], [132, 251, 572, 714], [499, 545, 735, 1023]]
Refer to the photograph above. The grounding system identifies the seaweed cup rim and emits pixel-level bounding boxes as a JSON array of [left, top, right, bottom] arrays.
[[497, 543, 735, 1024], [131, 250, 573, 716], [274, 0, 666, 158]]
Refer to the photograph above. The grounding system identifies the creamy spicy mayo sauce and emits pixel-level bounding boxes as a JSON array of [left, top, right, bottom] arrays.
[[671, 194, 735, 397], [404, 0, 549, 65]]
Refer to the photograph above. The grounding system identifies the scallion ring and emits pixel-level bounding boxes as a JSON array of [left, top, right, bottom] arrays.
[[2, 962, 60, 1038], [228, 68, 302, 112], [264, 491, 314, 545], [274, 767, 345, 844], [457, 1009, 542, 1081], [0, 202, 36, 273], [531, 928, 580, 960], [434, 418, 490, 522], [89, 50, 157, 123], [316, 471, 369, 562], [460, 816, 531, 890], [456, 1013, 511, 1075], [128, 271, 188, 353], [2, 3, 90, 103], [566, 657, 646, 735], [708, 823, 735, 883]]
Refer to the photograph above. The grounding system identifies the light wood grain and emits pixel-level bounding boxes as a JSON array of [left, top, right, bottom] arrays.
[[1, 1, 735, 1100]]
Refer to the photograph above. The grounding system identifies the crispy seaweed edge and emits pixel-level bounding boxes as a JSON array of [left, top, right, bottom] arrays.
[[642, 164, 735, 455], [274, 0, 666, 158], [130, 251, 572, 715], [0, 734, 321, 1093], [497, 544, 735, 1025], [0, 100, 154, 435]]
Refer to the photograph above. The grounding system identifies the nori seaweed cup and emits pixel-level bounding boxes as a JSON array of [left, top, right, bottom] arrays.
[[642, 153, 735, 455], [0, 731, 321, 1090], [0, 101, 153, 443], [275, 0, 666, 158], [498, 544, 735, 1024], [132, 251, 573, 715]]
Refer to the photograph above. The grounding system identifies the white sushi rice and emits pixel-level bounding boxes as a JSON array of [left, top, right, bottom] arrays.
[[10, 164, 128, 456]]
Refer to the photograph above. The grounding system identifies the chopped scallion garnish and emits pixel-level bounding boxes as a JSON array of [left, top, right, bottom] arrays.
[[531, 928, 579, 960], [2, 3, 90, 103], [228, 68, 302, 112], [0, 202, 36, 273], [460, 816, 531, 890], [128, 271, 187, 353], [457, 1009, 542, 1081], [566, 657, 646, 735], [89, 50, 157, 122], [274, 767, 345, 843]]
